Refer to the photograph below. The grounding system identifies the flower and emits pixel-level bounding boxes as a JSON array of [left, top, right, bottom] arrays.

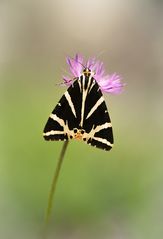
[[63, 54, 124, 94]]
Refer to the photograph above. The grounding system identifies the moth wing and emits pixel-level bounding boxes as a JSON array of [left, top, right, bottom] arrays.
[[83, 79, 114, 151], [43, 79, 82, 141]]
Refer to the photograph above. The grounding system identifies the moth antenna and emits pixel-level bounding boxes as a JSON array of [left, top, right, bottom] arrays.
[[69, 57, 86, 69]]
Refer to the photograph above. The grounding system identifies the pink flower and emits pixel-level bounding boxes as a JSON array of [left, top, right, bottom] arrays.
[[63, 54, 124, 94]]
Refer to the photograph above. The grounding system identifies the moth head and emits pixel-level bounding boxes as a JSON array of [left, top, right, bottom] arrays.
[[83, 68, 95, 77]]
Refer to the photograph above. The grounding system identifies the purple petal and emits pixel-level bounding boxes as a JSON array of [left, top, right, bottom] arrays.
[[94, 61, 105, 78], [63, 54, 124, 94], [66, 54, 83, 77], [98, 73, 124, 94], [75, 53, 84, 66], [86, 57, 96, 68]]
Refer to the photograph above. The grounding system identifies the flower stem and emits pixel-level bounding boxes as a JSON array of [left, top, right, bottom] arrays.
[[43, 140, 69, 237]]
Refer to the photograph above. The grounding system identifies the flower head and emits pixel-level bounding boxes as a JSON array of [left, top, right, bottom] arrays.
[[63, 54, 124, 94]]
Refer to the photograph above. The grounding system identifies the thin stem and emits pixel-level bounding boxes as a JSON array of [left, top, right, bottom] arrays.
[[43, 140, 69, 238]]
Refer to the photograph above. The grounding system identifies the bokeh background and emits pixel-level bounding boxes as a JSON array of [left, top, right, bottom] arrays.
[[1, 0, 163, 238]]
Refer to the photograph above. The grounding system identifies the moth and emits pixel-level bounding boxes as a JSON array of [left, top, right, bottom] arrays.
[[43, 68, 114, 151]]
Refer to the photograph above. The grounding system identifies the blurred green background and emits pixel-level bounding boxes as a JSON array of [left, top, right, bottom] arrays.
[[1, 0, 163, 238]]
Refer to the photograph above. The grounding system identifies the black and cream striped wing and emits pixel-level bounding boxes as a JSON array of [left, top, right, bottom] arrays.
[[81, 76, 113, 151], [43, 78, 81, 141]]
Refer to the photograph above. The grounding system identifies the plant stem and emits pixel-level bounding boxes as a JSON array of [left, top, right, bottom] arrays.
[[43, 140, 69, 237]]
